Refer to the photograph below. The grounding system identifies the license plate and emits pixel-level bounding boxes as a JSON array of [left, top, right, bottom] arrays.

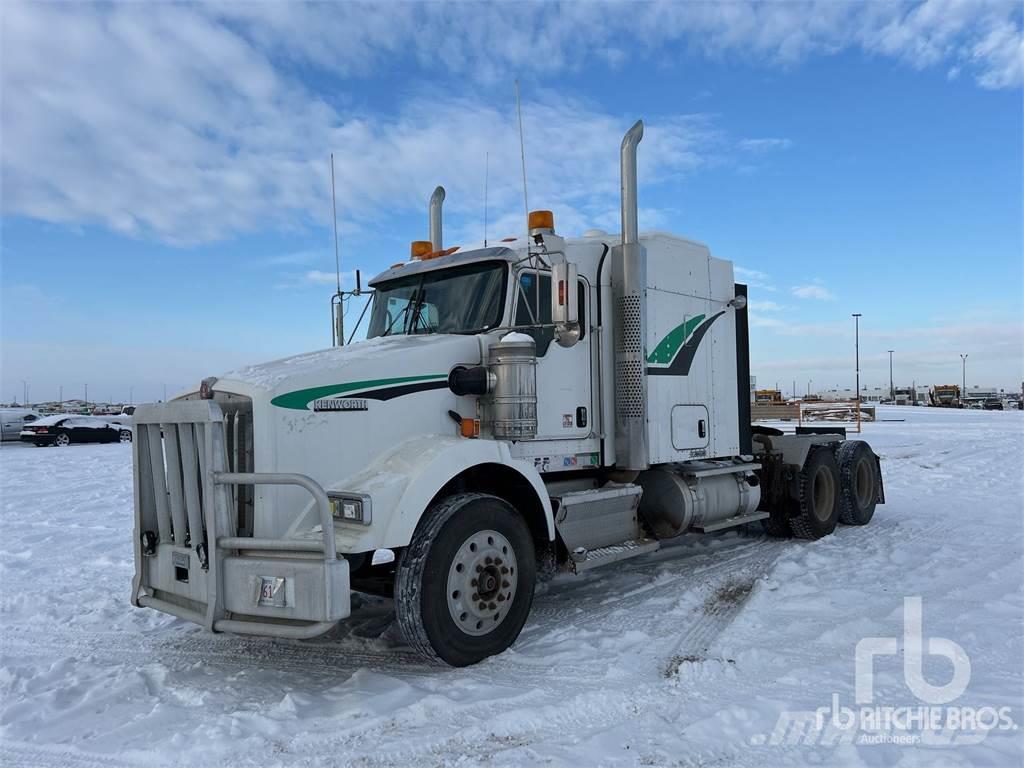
[[257, 576, 286, 607]]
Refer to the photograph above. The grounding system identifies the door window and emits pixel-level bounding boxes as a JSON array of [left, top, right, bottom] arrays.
[[514, 273, 586, 355]]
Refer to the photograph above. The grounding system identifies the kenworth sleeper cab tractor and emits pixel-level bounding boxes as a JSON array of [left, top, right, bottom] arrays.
[[131, 121, 884, 666]]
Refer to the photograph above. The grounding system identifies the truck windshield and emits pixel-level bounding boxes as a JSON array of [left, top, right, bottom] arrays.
[[367, 260, 508, 338]]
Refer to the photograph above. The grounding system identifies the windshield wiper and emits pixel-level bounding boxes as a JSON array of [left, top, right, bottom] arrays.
[[407, 288, 434, 334], [381, 278, 426, 337]]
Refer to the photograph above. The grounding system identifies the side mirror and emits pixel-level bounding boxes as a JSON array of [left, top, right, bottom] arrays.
[[551, 261, 580, 348]]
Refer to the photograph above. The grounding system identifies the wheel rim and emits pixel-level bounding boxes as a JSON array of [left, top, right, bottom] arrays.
[[812, 465, 835, 521], [854, 458, 873, 508], [120, 431, 132, 443], [446, 529, 518, 637], [55, 434, 70, 446]]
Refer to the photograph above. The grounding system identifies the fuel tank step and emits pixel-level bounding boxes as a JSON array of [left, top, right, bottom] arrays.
[[564, 537, 660, 573], [692, 510, 769, 533]]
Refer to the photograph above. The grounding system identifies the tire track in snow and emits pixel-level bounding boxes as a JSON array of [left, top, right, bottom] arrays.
[[273, 548, 786, 767], [0, 743, 133, 768]]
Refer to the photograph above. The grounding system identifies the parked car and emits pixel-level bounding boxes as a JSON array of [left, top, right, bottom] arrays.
[[20, 415, 132, 446], [1, 408, 43, 441], [982, 399, 1004, 411]]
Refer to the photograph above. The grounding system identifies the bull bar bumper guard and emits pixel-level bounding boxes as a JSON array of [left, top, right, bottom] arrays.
[[130, 401, 349, 639]]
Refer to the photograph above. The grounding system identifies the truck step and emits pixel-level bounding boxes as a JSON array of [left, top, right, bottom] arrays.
[[693, 511, 769, 533], [565, 537, 660, 573]]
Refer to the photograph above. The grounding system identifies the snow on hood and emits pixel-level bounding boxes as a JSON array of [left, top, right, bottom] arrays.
[[218, 334, 480, 392]]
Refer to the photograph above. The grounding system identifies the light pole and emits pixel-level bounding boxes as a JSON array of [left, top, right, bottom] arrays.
[[887, 350, 894, 402], [129, 386, 134, 406], [960, 354, 968, 407], [852, 314, 862, 432], [807, 379, 813, 397], [84, 383, 88, 411]]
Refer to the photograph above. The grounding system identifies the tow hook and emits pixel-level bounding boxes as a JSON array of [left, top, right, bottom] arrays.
[[197, 542, 209, 570], [141, 530, 157, 556]]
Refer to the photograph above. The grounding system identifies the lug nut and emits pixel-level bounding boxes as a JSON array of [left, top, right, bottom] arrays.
[[500, 566, 509, 574], [476, 565, 483, 573], [497, 594, 505, 602], [502, 580, 510, 588], [495, 558, 502, 566], [470, 578, 477, 587], [472, 593, 479, 601], [478, 602, 487, 610], [485, 556, 493, 565], [488, 602, 496, 610]]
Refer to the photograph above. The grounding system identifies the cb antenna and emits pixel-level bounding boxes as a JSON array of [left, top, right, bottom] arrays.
[[484, 151, 489, 247], [330, 154, 344, 345], [331, 153, 341, 294], [515, 80, 529, 232]]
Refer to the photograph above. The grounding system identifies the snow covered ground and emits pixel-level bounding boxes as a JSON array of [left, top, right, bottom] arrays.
[[1, 406, 1022, 767]]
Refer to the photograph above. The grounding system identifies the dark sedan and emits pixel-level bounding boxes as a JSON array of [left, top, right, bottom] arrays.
[[20, 415, 133, 446]]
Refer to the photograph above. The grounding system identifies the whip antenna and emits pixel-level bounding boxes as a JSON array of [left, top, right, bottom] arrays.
[[515, 80, 529, 231], [331, 153, 341, 294], [484, 151, 489, 247]]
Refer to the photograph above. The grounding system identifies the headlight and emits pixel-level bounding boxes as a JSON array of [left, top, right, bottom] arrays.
[[327, 493, 372, 525]]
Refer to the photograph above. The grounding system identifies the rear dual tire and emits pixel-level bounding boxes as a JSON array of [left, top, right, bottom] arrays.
[[761, 441, 879, 539], [836, 440, 878, 526], [787, 446, 841, 540]]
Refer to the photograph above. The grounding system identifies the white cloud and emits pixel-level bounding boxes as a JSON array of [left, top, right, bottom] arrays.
[[1, 1, 1020, 245], [263, 249, 325, 266], [792, 284, 837, 301], [735, 266, 777, 292], [304, 270, 342, 286], [739, 138, 794, 152], [749, 315, 787, 329], [1, 2, 724, 244], [749, 300, 784, 312]]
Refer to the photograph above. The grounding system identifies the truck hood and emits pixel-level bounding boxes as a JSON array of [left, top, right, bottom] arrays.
[[215, 334, 483, 410]]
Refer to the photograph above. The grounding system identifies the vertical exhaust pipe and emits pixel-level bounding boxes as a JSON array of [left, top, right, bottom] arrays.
[[620, 120, 643, 247], [611, 120, 649, 471], [429, 186, 445, 251]]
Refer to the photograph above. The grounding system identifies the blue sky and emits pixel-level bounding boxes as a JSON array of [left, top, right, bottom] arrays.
[[2, 1, 1022, 404]]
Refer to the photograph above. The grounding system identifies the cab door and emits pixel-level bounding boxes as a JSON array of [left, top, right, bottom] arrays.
[[513, 270, 592, 441]]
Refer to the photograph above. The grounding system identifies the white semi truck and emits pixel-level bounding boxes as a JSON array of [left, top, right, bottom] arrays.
[[131, 121, 884, 666]]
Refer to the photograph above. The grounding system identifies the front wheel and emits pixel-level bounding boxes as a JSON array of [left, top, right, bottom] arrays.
[[395, 493, 536, 666], [54, 432, 71, 447]]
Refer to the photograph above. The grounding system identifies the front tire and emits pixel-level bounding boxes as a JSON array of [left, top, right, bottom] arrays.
[[395, 493, 536, 666], [54, 432, 71, 447]]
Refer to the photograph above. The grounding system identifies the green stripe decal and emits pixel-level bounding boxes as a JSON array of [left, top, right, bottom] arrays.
[[270, 374, 447, 410], [647, 314, 706, 365]]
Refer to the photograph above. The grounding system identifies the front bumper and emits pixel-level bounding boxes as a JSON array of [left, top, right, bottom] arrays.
[[131, 401, 351, 639]]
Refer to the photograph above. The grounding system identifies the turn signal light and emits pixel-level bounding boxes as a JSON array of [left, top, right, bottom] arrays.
[[528, 210, 554, 231], [460, 417, 480, 438], [410, 240, 433, 259]]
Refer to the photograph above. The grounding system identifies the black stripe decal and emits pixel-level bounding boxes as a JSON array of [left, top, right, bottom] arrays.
[[647, 311, 725, 377], [357, 380, 450, 400]]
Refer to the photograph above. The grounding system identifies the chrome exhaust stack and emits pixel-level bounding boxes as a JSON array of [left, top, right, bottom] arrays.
[[429, 185, 445, 251], [612, 120, 649, 471]]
